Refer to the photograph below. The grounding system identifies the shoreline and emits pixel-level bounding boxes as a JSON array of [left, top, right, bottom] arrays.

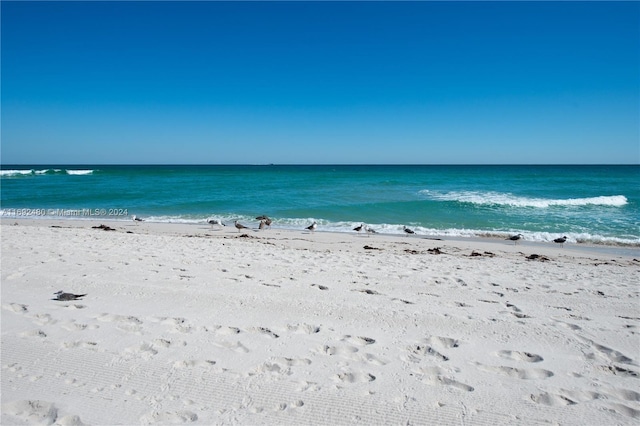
[[2, 218, 639, 425], [3, 217, 639, 260]]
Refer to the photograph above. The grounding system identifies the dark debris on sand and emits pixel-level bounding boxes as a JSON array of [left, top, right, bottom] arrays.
[[526, 254, 551, 262], [92, 224, 116, 231], [225, 233, 260, 239], [470, 251, 495, 257]]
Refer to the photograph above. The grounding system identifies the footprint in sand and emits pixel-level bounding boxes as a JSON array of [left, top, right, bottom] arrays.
[[20, 330, 47, 338], [404, 343, 449, 363], [61, 321, 89, 331], [61, 341, 98, 350], [3, 363, 23, 373], [97, 313, 143, 333], [599, 365, 639, 377], [273, 400, 305, 411], [250, 327, 279, 338], [172, 360, 216, 369], [341, 335, 375, 346], [321, 344, 359, 357], [3, 303, 28, 314], [124, 342, 159, 359], [63, 304, 86, 310], [531, 387, 640, 419], [1, 400, 86, 425], [4, 271, 25, 281], [208, 325, 241, 335], [476, 363, 553, 379], [214, 340, 250, 353], [140, 410, 198, 424], [413, 366, 474, 392], [495, 350, 543, 363], [334, 371, 376, 383], [33, 313, 57, 326], [577, 336, 636, 365], [251, 357, 312, 378], [531, 392, 576, 406], [296, 380, 321, 392], [160, 317, 193, 334], [422, 375, 474, 392], [288, 323, 321, 334]]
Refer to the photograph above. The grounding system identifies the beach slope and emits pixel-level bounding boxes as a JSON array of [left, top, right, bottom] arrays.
[[2, 220, 639, 425]]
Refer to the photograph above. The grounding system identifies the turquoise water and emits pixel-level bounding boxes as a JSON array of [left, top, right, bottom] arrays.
[[1, 165, 638, 246]]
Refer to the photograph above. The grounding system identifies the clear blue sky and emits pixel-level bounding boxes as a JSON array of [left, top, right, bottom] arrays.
[[2, 1, 638, 165]]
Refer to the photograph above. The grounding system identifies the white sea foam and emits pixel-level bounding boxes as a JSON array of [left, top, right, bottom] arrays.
[[0, 169, 35, 176], [66, 169, 94, 175], [420, 190, 628, 208], [16, 212, 635, 247], [1, 169, 93, 177]]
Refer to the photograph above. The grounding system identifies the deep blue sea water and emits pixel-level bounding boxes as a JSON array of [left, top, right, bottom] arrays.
[[1, 165, 638, 246]]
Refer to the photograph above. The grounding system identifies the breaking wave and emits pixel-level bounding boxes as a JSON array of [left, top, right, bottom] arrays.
[[0, 169, 95, 177], [420, 190, 628, 208]]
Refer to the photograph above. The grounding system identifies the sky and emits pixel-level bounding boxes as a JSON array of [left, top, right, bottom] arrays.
[[1, 1, 639, 165]]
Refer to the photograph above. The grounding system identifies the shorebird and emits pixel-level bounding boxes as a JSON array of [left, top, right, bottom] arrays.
[[507, 234, 523, 245], [208, 219, 225, 228], [132, 215, 143, 222], [259, 220, 266, 230], [554, 236, 567, 247], [403, 226, 415, 236], [256, 216, 272, 229], [366, 227, 377, 237], [353, 223, 364, 234], [306, 221, 317, 233], [52, 291, 86, 301], [234, 221, 249, 232]]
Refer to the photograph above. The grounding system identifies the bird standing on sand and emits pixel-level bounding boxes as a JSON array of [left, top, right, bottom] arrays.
[[132, 215, 143, 222], [234, 221, 249, 232], [306, 221, 317, 233], [507, 234, 523, 245], [259, 220, 266, 230], [554, 236, 567, 247], [52, 291, 86, 301], [208, 219, 225, 228], [403, 226, 415, 236], [353, 224, 364, 234], [366, 227, 377, 237]]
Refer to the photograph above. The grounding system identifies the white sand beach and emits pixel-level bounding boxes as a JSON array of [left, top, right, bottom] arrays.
[[2, 219, 639, 425]]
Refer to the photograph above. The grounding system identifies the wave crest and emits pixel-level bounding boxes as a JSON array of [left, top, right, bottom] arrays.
[[0, 169, 94, 177], [420, 191, 628, 208]]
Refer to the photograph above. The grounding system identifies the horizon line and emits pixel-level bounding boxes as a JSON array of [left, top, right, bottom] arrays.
[[1, 163, 639, 167]]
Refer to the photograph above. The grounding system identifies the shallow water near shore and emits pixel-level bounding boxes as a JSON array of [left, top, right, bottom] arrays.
[[2, 164, 638, 247]]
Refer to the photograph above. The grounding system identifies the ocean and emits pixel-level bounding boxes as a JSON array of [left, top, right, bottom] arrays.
[[1, 165, 638, 247]]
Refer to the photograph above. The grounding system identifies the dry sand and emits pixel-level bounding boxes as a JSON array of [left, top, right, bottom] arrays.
[[2, 219, 639, 425]]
